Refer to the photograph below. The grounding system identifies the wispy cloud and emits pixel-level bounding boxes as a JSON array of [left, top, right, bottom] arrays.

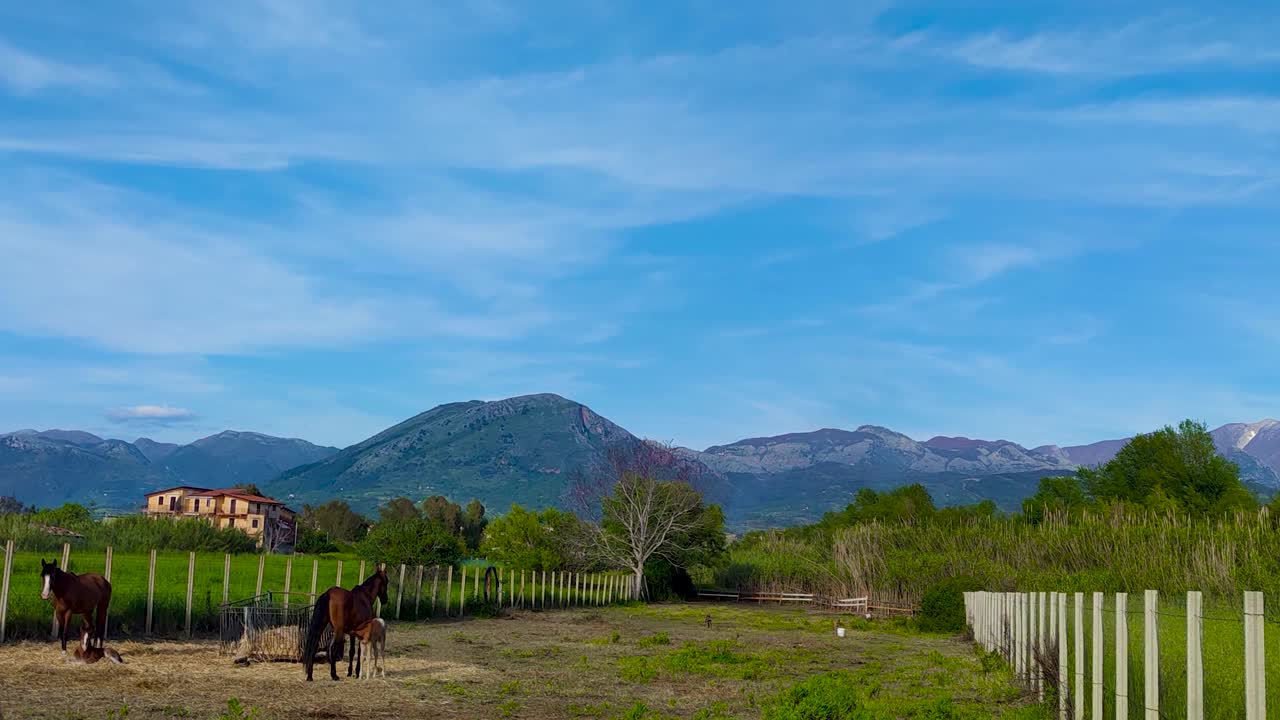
[[0, 38, 116, 94], [106, 404, 197, 424]]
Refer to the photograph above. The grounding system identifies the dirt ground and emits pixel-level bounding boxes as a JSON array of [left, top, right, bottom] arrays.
[[0, 604, 1023, 719]]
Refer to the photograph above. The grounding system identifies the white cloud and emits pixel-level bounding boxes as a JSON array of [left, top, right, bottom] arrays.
[[106, 404, 197, 423]]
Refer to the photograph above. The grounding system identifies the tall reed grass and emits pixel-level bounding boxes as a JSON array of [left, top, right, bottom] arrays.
[[703, 507, 1280, 604]]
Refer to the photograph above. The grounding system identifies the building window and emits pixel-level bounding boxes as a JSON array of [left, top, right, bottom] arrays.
[[156, 496, 163, 506], [252, 518, 259, 529], [230, 499, 237, 514], [193, 498, 200, 512]]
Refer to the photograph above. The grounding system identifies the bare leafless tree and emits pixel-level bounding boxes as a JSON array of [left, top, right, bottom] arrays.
[[570, 442, 715, 600]]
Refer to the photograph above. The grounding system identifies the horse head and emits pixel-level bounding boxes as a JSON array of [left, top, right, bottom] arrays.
[[40, 558, 57, 600]]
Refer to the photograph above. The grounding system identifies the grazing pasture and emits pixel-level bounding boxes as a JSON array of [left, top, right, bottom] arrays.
[[0, 604, 1043, 719]]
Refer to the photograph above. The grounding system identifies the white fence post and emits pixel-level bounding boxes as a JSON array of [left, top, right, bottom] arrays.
[[1038, 591, 1047, 700], [1187, 591, 1203, 720], [1092, 591, 1103, 720], [1117, 593, 1129, 720], [1074, 592, 1084, 717], [1057, 592, 1067, 720], [1245, 591, 1266, 720], [1145, 589, 1159, 720]]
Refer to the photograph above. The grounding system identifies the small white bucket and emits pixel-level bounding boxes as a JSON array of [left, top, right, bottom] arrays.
[[836, 627, 846, 638]]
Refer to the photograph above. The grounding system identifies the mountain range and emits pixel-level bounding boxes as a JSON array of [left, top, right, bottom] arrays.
[[2, 394, 1278, 526], [0, 429, 336, 510]]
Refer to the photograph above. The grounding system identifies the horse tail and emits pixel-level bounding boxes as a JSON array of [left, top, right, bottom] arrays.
[[303, 591, 330, 680]]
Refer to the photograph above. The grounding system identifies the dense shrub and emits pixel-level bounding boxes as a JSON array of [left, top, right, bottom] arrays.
[[643, 559, 696, 601], [357, 518, 464, 567], [294, 525, 339, 554], [918, 576, 983, 634]]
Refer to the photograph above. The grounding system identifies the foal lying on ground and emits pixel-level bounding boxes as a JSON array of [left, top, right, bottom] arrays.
[[350, 618, 386, 679], [65, 631, 124, 665]]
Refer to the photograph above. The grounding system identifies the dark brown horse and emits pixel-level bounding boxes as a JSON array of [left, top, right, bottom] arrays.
[[303, 565, 390, 681], [40, 559, 111, 653]]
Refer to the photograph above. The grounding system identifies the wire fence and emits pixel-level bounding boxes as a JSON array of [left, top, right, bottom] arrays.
[[966, 589, 1278, 720], [0, 540, 638, 642]]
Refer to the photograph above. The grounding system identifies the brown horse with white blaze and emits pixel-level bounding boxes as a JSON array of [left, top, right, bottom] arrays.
[[303, 564, 390, 681], [40, 559, 112, 653]]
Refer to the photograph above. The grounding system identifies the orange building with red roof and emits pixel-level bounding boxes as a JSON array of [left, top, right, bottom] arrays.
[[143, 486, 296, 547]]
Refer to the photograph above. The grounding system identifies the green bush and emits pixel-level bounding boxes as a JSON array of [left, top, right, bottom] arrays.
[[761, 671, 866, 719], [357, 518, 464, 567], [918, 576, 982, 634]]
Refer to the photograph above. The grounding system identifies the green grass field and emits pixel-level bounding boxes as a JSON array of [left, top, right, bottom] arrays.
[[2, 547, 627, 640]]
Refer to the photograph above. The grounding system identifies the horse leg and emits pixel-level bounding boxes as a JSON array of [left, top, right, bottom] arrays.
[[328, 620, 343, 681], [96, 587, 112, 648], [347, 633, 356, 677], [58, 608, 71, 653]]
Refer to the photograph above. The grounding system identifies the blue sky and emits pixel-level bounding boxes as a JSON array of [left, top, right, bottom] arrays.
[[1, 1, 1278, 451]]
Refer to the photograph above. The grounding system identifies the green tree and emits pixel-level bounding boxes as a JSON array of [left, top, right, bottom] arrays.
[[358, 518, 464, 568], [1022, 475, 1088, 523], [301, 500, 368, 543], [421, 495, 462, 534], [0, 496, 24, 515], [378, 497, 422, 523], [294, 525, 339, 554], [819, 484, 937, 528], [1080, 419, 1253, 515], [480, 505, 578, 570], [573, 443, 726, 599], [233, 483, 264, 497], [32, 503, 93, 528], [462, 499, 487, 551]]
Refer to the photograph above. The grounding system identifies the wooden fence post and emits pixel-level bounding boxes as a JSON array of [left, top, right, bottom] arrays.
[[222, 553, 231, 605], [539, 570, 545, 609], [1144, 590, 1159, 720], [310, 559, 319, 600], [1117, 593, 1129, 720], [509, 569, 515, 607], [431, 566, 440, 613], [358, 560, 366, 584], [0, 540, 13, 644], [336, 560, 343, 588], [145, 549, 157, 636], [1187, 591, 1203, 720], [1073, 592, 1084, 716], [445, 566, 453, 614], [255, 554, 265, 597], [283, 556, 293, 609], [459, 566, 467, 616], [185, 552, 196, 638], [396, 564, 406, 619], [1091, 592, 1103, 719], [414, 565, 424, 617], [1245, 591, 1266, 720], [102, 546, 113, 640], [51, 542, 71, 637], [520, 569, 526, 608], [1057, 592, 1067, 720]]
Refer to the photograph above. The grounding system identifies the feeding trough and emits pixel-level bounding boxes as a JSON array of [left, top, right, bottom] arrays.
[[219, 592, 328, 664]]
